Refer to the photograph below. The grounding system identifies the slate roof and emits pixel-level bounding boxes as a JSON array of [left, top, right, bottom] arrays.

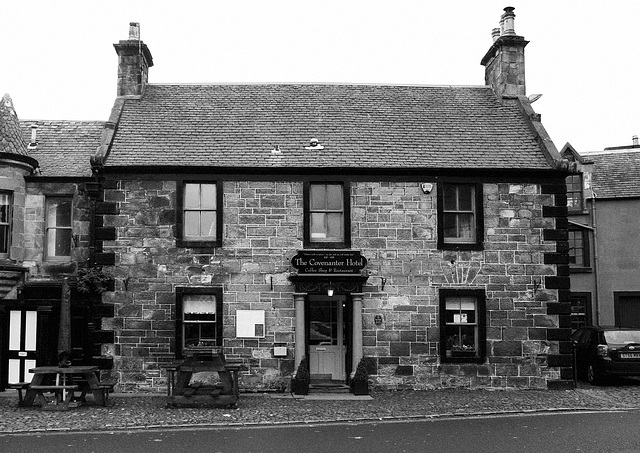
[[0, 94, 29, 157], [105, 84, 554, 170], [589, 150, 640, 199], [20, 120, 104, 177]]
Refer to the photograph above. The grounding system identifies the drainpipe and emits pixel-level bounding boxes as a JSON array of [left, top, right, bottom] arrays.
[[591, 191, 600, 326]]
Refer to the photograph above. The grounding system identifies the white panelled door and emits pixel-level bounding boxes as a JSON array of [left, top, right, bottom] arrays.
[[7, 310, 38, 384]]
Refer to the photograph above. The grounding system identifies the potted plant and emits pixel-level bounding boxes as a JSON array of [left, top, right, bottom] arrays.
[[350, 357, 370, 395], [291, 356, 310, 395]]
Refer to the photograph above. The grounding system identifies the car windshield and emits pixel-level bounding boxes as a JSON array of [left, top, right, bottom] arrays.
[[604, 330, 640, 345]]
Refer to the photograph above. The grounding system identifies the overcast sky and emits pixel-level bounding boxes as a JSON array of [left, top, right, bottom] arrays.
[[2, 1, 639, 153]]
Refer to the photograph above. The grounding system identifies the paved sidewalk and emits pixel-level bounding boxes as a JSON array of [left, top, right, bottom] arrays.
[[0, 384, 639, 434]]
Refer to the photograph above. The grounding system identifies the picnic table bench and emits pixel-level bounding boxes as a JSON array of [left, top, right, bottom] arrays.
[[166, 351, 246, 408]]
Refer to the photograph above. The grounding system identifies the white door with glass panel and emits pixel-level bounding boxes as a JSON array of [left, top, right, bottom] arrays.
[[309, 297, 345, 380], [7, 310, 38, 384]]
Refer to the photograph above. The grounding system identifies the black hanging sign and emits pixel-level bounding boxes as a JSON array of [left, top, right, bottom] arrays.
[[291, 250, 367, 274]]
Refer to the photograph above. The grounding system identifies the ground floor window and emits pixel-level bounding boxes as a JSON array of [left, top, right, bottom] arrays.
[[175, 287, 223, 358], [570, 292, 592, 330], [439, 288, 486, 363], [614, 292, 640, 328]]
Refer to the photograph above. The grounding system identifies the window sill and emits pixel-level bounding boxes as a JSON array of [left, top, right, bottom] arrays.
[[438, 242, 484, 251], [569, 267, 593, 274], [176, 239, 221, 248], [441, 356, 485, 364]]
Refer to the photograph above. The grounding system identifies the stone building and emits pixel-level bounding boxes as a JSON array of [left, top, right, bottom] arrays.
[[0, 7, 575, 392], [88, 7, 573, 392]]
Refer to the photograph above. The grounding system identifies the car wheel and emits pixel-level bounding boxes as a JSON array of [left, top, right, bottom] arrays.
[[587, 365, 601, 385]]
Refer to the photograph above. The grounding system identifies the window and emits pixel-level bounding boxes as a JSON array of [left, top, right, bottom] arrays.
[[304, 182, 350, 248], [570, 293, 592, 330], [566, 174, 583, 211], [437, 183, 483, 250], [0, 191, 12, 257], [614, 292, 640, 328], [175, 287, 223, 358], [45, 197, 72, 260], [568, 228, 590, 269], [177, 182, 222, 247], [439, 289, 486, 363]]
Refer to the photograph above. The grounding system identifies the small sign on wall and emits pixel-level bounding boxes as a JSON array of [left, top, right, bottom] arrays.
[[236, 310, 266, 338]]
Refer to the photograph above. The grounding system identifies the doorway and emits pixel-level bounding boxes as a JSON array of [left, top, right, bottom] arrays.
[[307, 295, 347, 381]]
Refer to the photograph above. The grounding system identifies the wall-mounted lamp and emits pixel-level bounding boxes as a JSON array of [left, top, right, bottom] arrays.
[[327, 282, 334, 297], [380, 277, 387, 291]]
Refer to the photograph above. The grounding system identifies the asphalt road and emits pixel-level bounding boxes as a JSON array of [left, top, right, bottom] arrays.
[[1, 409, 639, 453]]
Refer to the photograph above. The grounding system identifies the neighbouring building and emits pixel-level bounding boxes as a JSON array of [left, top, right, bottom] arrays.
[[566, 137, 640, 329], [1, 7, 576, 392]]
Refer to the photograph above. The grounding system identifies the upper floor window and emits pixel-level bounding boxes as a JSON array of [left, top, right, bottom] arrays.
[[439, 288, 486, 363], [177, 182, 222, 247], [568, 228, 590, 270], [304, 182, 350, 248], [566, 174, 583, 211], [45, 197, 72, 260], [437, 183, 483, 250], [0, 192, 12, 257], [175, 287, 223, 358]]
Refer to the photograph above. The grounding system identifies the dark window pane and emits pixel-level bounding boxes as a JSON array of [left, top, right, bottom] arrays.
[[0, 225, 8, 254], [443, 185, 457, 210], [457, 186, 474, 211]]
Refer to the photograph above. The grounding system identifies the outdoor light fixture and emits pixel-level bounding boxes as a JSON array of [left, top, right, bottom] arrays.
[[327, 283, 334, 297]]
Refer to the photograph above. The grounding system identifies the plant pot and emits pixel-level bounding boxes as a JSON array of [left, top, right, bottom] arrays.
[[351, 381, 369, 396], [292, 380, 309, 395]]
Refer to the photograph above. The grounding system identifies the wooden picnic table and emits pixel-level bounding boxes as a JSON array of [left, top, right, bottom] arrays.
[[22, 365, 105, 409]]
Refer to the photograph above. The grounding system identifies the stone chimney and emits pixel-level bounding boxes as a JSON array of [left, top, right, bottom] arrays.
[[480, 7, 528, 99], [113, 22, 154, 97]]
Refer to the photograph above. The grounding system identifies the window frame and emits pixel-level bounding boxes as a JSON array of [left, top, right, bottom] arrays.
[[439, 288, 486, 364], [44, 195, 73, 261], [437, 182, 484, 251], [176, 181, 223, 248], [566, 173, 584, 212], [303, 181, 351, 249], [175, 286, 224, 359], [0, 191, 13, 258], [568, 227, 591, 272], [614, 292, 640, 329]]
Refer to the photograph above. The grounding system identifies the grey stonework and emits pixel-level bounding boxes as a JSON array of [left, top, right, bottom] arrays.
[[101, 179, 562, 392]]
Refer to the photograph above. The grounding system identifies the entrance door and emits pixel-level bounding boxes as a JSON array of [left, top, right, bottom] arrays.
[[7, 310, 38, 384], [308, 296, 346, 381]]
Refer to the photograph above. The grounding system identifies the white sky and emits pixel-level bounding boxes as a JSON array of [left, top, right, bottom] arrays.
[[2, 0, 639, 153]]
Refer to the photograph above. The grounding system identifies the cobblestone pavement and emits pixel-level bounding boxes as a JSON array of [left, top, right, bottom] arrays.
[[1, 381, 640, 434]]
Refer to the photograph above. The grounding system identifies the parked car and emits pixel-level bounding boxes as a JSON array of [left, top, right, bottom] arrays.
[[572, 326, 640, 384]]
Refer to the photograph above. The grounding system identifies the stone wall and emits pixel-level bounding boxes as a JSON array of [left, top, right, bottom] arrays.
[[23, 182, 91, 275], [102, 178, 561, 391], [0, 165, 29, 261]]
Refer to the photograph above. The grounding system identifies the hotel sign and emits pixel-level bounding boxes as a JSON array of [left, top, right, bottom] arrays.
[[291, 250, 367, 274]]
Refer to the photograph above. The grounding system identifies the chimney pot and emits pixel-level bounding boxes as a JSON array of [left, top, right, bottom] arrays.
[[633, 135, 639, 146], [491, 27, 501, 42], [501, 6, 516, 35], [129, 22, 140, 40]]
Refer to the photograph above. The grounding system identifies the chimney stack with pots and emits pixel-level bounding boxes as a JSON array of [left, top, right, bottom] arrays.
[[481, 7, 529, 100], [113, 22, 154, 97]]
